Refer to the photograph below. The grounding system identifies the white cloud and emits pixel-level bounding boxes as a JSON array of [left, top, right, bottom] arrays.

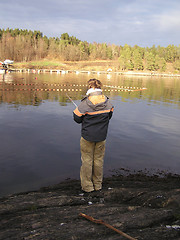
[[156, 10, 180, 32], [39, 18, 110, 41], [0, 0, 180, 46]]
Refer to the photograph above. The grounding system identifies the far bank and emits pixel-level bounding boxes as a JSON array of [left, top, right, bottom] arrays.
[[11, 59, 180, 78]]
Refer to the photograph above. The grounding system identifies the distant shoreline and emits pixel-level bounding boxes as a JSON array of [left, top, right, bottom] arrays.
[[10, 68, 180, 78], [11, 60, 180, 78]]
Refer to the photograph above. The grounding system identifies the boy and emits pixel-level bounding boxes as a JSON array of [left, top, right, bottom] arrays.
[[73, 79, 114, 193]]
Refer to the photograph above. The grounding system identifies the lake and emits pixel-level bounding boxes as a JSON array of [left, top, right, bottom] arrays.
[[0, 71, 180, 197]]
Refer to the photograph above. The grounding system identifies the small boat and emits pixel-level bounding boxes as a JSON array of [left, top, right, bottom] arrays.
[[3, 59, 14, 65], [0, 59, 14, 74]]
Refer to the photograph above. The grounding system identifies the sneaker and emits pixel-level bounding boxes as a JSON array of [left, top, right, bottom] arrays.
[[79, 190, 94, 197], [89, 189, 104, 198]]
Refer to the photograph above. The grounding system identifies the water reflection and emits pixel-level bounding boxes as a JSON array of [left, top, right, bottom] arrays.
[[0, 72, 180, 197], [0, 72, 180, 108]]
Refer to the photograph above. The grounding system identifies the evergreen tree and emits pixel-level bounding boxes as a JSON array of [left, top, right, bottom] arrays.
[[133, 48, 144, 70], [165, 45, 177, 62], [145, 52, 156, 71], [155, 55, 166, 71], [60, 33, 70, 46], [118, 44, 134, 70]]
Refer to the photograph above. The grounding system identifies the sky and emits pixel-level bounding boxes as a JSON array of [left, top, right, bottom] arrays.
[[0, 0, 180, 47]]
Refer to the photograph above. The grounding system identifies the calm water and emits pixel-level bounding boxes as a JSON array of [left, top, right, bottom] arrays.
[[0, 72, 180, 197]]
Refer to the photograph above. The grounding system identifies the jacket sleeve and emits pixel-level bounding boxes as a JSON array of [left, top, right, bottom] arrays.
[[109, 107, 114, 120], [73, 107, 83, 124]]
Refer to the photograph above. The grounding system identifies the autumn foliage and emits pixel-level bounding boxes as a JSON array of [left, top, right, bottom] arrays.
[[0, 28, 180, 72]]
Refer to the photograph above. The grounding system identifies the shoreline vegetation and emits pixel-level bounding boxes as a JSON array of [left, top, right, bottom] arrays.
[[12, 60, 180, 77], [0, 173, 180, 240], [0, 28, 180, 76]]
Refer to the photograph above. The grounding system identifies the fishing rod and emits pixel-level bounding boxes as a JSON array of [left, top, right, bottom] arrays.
[[66, 93, 78, 108]]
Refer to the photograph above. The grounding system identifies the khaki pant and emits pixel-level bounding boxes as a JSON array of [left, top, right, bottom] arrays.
[[80, 137, 106, 192]]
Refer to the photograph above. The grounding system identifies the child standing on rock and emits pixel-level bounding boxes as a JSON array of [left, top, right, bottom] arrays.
[[73, 79, 114, 193]]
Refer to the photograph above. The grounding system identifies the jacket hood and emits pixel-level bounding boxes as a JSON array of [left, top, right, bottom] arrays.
[[86, 95, 108, 111]]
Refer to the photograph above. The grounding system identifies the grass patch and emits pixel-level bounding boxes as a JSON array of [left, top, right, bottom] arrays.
[[13, 59, 66, 69]]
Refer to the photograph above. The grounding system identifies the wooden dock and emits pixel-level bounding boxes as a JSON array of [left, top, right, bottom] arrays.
[[9, 69, 180, 77]]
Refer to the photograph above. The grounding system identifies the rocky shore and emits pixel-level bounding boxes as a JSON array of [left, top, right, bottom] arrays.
[[0, 174, 180, 240]]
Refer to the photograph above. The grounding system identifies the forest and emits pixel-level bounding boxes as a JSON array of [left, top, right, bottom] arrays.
[[0, 28, 180, 72]]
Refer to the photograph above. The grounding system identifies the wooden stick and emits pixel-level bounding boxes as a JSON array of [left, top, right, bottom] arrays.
[[79, 213, 137, 240]]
